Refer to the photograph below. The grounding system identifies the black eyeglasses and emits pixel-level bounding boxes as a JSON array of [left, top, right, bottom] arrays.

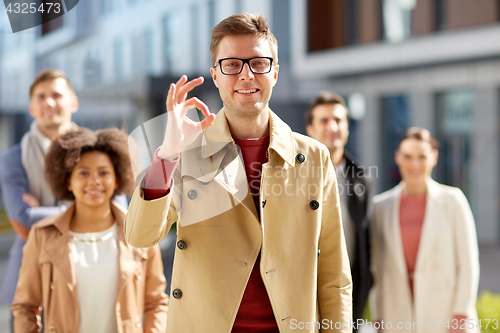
[[214, 57, 274, 75]]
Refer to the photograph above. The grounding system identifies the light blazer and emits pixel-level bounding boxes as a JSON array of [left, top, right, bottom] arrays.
[[12, 201, 168, 333], [370, 179, 479, 333], [125, 109, 352, 333]]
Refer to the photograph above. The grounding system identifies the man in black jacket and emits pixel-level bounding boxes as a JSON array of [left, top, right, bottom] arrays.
[[305, 92, 372, 330]]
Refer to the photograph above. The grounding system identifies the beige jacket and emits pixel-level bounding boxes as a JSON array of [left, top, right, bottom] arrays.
[[125, 109, 352, 333], [370, 179, 479, 333], [12, 201, 168, 333]]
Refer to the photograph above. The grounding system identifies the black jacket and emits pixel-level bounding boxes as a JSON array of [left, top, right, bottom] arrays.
[[342, 151, 373, 324]]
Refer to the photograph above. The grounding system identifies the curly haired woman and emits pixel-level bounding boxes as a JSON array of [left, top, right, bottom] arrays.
[[12, 128, 168, 333]]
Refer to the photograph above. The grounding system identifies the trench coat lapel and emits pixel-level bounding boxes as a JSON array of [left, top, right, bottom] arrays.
[[414, 179, 442, 274], [44, 203, 77, 289], [384, 184, 408, 277]]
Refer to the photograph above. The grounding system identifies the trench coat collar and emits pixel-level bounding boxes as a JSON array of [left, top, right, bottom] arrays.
[[202, 108, 296, 166], [41, 201, 144, 293], [386, 178, 443, 276]]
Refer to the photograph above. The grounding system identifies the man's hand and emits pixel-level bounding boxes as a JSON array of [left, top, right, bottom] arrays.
[[158, 75, 216, 160], [22, 193, 40, 207]]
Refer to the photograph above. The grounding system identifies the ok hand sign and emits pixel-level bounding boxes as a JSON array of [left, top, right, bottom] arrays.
[[158, 75, 216, 160]]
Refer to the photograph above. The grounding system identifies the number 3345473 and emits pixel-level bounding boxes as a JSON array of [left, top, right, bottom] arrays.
[[6, 2, 61, 14]]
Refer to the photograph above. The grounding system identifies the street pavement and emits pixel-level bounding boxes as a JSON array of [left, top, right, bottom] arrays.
[[0, 231, 497, 332]]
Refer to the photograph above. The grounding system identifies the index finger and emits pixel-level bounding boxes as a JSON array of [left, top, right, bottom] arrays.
[[176, 76, 205, 104]]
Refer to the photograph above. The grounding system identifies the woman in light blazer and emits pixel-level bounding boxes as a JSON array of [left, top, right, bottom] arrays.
[[370, 127, 479, 333]]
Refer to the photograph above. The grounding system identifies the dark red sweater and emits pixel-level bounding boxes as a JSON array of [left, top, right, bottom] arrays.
[[142, 138, 278, 332], [231, 135, 278, 333]]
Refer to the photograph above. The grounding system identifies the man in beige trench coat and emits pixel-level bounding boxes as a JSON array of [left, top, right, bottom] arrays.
[[125, 13, 352, 333]]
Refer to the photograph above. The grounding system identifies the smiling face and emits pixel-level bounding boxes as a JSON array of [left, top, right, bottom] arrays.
[[68, 151, 118, 209], [395, 138, 438, 187], [29, 78, 78, 132], [210, 34, 279, 119], [306, 103, 349, 152]]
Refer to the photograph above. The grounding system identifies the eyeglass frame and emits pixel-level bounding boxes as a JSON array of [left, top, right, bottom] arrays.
[[213, 57, 275, 75]]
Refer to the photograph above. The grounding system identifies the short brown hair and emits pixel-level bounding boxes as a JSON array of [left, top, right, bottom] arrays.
[[30, 69, 75, 98], [398, 127, 438, 150], [45, 128, 136, 201], [210, 13, 278, 67], [305, 91, 348, 125]]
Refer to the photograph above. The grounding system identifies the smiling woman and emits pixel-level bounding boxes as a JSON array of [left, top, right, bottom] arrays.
[[370, 127, 480, 333], [11, 128, 168, 333]]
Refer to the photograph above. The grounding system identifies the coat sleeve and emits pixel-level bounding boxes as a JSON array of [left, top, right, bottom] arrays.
[[11, 227, 43, 333], [143, 245, 168, 333], [124, 165, 181, 248], [0, 147, 63, 229], [451, 188, 479, 315], [369, 197, 383, 321], [317, 151, 352, 332]]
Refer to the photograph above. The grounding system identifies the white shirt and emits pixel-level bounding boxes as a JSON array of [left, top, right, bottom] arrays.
[[70, 224, 119, 333], [335, 159, 355, 265]]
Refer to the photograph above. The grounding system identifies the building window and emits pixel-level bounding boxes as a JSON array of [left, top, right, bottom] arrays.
[[101, 0, 113, 15], [380, 94, 410, 191], [131, 34, 146, 76], [435, 89, 474, 195], [163, 11, 181, 73], [382, 0, 416, 43], [307, 0, 382, 52], [114, 39, 124, 80], [83, 48, 102, 86], [145, 29, 154, 75]]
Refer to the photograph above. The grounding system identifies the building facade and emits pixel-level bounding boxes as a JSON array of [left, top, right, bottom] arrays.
[[0, 0, 498, 244]]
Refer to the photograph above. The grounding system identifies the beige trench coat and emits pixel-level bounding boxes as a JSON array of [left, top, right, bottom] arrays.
[[12, 201, 168, 333], [370, 179, 480, 333], [125, 109, 352, 333]]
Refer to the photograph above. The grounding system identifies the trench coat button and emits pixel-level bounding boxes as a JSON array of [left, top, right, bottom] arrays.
[[135, 270, 142, 280], [135, 316, 142, 328], [296, 153, 305, 163], [187, 189, 197, 200], [172, 289, 182, 299], [177, 240, 187, 250], [50, 282, 54, 290], [309, 200, 320, 210], [48, 325, 56, 333]]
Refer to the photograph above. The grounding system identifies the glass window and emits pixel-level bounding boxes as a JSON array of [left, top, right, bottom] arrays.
[[435, 89, 474, 196], [163, 11, 181, 73], [382, 0, 416, 43], [145, 29, 154, 75], [113, 39, 124, 80], [380, 94, 410, 191]]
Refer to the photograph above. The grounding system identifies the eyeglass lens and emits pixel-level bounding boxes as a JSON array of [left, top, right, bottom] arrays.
[[220, 58, 272, 75]]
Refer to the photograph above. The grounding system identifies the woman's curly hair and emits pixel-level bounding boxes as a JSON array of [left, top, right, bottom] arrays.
[[45, 127, 136, 201]]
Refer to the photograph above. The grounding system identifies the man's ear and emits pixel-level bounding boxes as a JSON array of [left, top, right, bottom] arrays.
[[28, 102, 34, 118], [70, 96, 79, 115], [210, 67, 218, 88], [306, 124, 313, 138], [272, 65, 279, 87]]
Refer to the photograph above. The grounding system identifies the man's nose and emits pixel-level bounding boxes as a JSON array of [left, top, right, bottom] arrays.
[[44, 97, 56, 107], [239, 63, 255, 80], [329, 120, 339, 131]]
